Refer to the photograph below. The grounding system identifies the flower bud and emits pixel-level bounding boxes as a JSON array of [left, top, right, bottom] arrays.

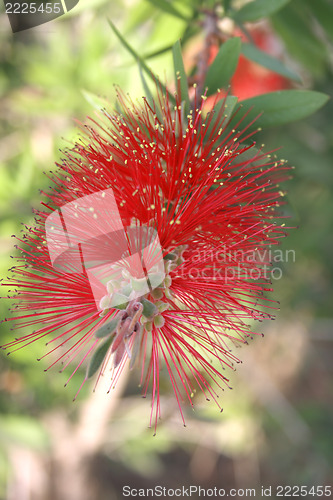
[[153, 314, 165, 329], [151, 288, 164, 300]]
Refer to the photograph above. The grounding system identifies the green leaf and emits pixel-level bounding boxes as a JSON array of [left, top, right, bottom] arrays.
[[87, 337, 113, 378], [238, 90, 329, 128], [138, 64, 164, 123], [271, 3, 327, 76], [145, 0, 190, 20], [107, 19, 175, 104], [217, 95, 238, 122], [205, 96, 238, 137], [223, 0, 232, 13], [241, 43, 302, 83], [108, 19, 150, 75], [144, 44, 174, 61], [204, 38, 241, 97], [172, 39, 190, 115], [304, 0, 333, 42], [81, 90, 108, 110], [139, 64, 155, 108], [95, 317, 120, 339], [233, 0, 291, 22]]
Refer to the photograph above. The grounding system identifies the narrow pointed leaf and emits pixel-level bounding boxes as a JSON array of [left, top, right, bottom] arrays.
[[232, 0, 291, 22], [145, 0, 190, 20], [95, 317, 120, 339], [139, 64, 155, 108], [87, 337, 113, 378], [241, 43, 302, 83], [139, 65, 163, 122], [204, 38, 241, 97], [238, 90, 329, 128], [172, 39, 190, 115], [108, 19, 175, 104], [81, 90, 108, 110], [144, 44, 174, 60]]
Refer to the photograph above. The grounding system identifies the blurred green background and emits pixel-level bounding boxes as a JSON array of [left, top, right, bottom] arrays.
[[0, 0, 332, 498]]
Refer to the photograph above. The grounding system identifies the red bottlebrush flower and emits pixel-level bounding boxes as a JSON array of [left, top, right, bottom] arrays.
[[2, 87, 289, 431]]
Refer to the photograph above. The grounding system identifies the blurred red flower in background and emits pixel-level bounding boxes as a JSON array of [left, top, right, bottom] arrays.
[[197, 23, 292, 104], [226, 26, 292, 100]]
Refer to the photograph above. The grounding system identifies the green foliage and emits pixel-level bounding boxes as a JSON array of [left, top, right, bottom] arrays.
[[232, 0, 291, 22], [95, 317, 120, 339], [81, 90, 108, 111], [144, 0, 191, 20], [241, 42, 302, 83], [204, 37, 241, 96], [107, 19, 175, 104], [304, 0, 333, 42], [205, 96, 238, 137], [271, 0, 328, 77], [237, 90, 330, 128], [172, 39, 190, 114], [86, 337, 113, 379]]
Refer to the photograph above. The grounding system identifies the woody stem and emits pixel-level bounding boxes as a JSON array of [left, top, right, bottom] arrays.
[[195, 8, 220, 100]]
